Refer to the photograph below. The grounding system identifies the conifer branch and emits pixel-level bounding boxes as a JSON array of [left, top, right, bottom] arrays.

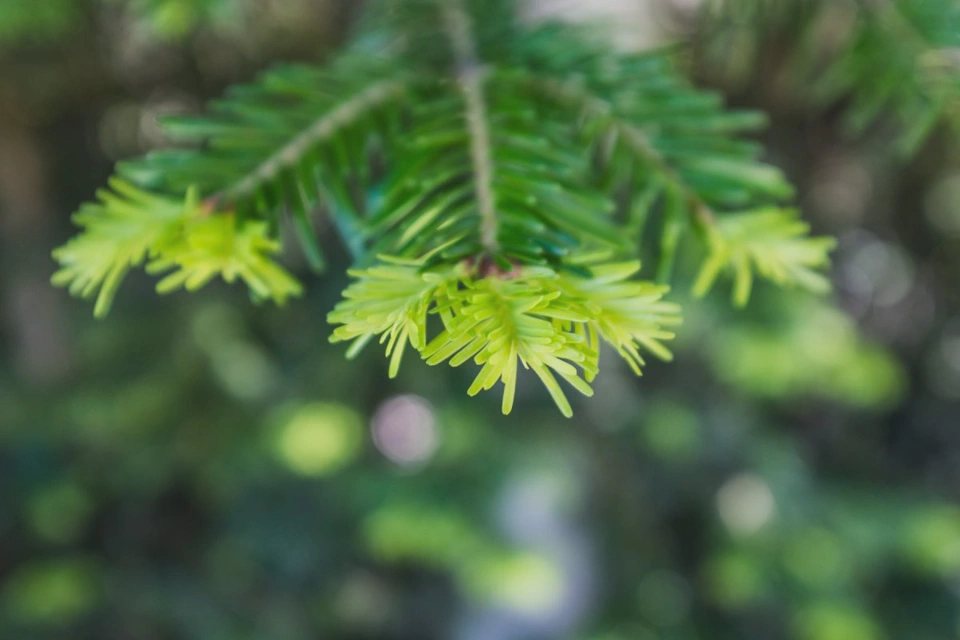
[[51, 0, 839, 416]]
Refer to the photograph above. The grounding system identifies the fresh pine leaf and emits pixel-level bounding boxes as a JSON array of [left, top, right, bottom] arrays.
[[693, 208, 836, 306]]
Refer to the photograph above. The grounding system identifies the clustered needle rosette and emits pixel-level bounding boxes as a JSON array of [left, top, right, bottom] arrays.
[[328, 257, 681, 417]]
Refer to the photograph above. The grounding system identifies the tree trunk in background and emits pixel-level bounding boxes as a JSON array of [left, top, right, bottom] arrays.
[[0, 109, 74, 384]]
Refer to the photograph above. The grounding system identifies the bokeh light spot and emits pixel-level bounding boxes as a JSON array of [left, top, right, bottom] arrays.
[[474, 553, 565, 615], [275, 403, 363, 477], [903, 506, 960, 577], [209, 342, 279, 401], [717, 474, 776, 536], [364, 506, 480, 567], [371, 395, 439, 468], [783, 528, 850, 588], [704, 550, 767, 608], [640, 400, 703, 460], [795, 603, 882, 640], [1, 558, 100, 625], [925, 172, 960, 236]]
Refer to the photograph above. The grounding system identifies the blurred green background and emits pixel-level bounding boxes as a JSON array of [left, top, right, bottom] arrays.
[[2, 1, 960, 639]]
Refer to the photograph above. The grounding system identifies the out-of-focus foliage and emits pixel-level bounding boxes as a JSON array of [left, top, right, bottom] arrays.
[[0, 0, 318, 51], [110, 0, 241, 40], [0, 0, 225, 47], [1, 0, 959, 639], [694, 0, 960, 154], [706, 296, 905, 407], [0, 0, 79, 45]]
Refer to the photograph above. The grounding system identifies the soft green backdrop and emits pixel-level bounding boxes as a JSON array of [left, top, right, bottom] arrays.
[[1, 1, 959, 639]]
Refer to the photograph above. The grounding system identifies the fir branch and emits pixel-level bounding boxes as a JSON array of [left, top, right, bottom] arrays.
[[53, 0, 838, 415]]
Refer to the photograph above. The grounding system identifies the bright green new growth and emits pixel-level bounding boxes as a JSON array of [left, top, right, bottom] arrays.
[[694, 209, 836, 307], [52, 180, 299, 318], [329, 259, 680, 417], [52, 0, 835, 416], [328, 259, 463, 377]]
